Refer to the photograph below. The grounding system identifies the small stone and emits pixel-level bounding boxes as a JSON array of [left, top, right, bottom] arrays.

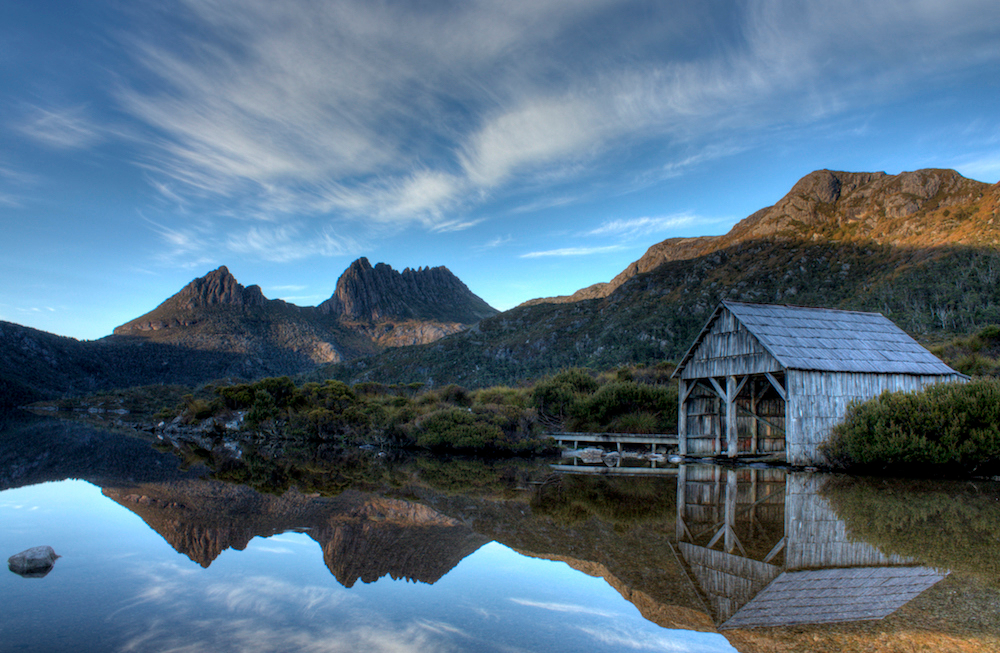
[[8, 546, 60, 578]]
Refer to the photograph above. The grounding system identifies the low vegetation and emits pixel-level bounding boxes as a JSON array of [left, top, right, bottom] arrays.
[[823, 476, 1000, 590], [138, 363, 678, 456], [822, 377, 1000, 474]]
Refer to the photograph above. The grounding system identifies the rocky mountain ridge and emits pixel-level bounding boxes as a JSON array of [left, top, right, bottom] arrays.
[[0, 259, 496, 405], [525, 169, 993, 306], [319, 257, 497, 324], [328, 168, 1000, 387]]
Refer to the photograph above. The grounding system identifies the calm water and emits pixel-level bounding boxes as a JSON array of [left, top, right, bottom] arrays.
[[3, 412, 1000, 652]]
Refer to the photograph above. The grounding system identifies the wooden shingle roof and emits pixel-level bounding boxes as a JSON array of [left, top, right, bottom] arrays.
[[677, 301, 961, 376], [720, 566, 947, 629]]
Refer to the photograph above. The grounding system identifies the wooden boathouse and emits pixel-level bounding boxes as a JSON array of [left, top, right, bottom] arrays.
[[673, 301, 965, 465]]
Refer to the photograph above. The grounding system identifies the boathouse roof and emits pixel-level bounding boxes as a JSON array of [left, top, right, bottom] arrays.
[[676, 301, 960, 376]]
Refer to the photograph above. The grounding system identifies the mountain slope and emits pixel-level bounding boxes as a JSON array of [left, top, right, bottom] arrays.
[[324, 168, 1000, 387]]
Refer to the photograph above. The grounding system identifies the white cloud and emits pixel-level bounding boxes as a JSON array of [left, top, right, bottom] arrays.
[[520, 245, 625, 258]]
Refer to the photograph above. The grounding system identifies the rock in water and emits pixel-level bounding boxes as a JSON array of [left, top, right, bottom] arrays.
[[8, 545, 60, 578]]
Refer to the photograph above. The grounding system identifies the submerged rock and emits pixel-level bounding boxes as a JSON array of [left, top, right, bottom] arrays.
[[8, 545, 60, 578]]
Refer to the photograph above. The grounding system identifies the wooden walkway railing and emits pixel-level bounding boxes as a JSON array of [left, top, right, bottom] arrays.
[[550, 432, 679, 453]]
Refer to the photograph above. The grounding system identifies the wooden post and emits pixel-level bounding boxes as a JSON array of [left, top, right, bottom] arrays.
[[725, 469, 737, 553], [726, 375, 737, 457], [675, 464, 687, 541], [677, 378, 688, 456]]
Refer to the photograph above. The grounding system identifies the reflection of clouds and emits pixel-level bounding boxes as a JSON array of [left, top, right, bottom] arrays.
[[510, 598, 619, 619], [576, 626, 736, 653], [205, 576, 344, 616], [118, 614, 459, 653], [116, 568, 460, 653], [250, 545, 296, 555]]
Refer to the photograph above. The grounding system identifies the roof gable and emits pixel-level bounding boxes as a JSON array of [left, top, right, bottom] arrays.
[[676, 301, 960, 376]]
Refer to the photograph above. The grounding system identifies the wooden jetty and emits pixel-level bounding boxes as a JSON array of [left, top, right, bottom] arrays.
[[551, 432, 678, 453]]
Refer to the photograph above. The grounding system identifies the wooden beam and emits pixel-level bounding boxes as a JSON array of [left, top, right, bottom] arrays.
[[763, 536, 786, 563], [734, 374, 749, 398], [765, 372, 786, 401], [736, 404, 786, 433], [708, 376, 726, 400]]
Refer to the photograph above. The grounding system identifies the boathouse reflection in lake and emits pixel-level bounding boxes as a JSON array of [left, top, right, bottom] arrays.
[[674, 466, 946, 629]]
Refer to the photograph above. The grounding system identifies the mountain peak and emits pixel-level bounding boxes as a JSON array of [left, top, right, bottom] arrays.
[[319, 258, 497, 323], [174, 266, 266, 309]]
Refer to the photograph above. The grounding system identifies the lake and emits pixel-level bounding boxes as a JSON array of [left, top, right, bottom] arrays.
[[2, 411, 999, 652]]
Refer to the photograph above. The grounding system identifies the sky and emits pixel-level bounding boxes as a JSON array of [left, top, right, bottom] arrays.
[[2, 0, 999, 340]]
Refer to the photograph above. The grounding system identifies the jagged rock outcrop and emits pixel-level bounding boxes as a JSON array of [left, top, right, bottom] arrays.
[[319, 257, 498, 324], [169, 265, 267, 310]]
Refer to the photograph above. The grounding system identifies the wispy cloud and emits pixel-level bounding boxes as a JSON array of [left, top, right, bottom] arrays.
[[520, 245, 625, 259], [18, 105, 103, 150], [97, 0, 1000, 237], [586, 214, 699, 239], [483, 235, 512, 248], [226, 224, 358, 263]]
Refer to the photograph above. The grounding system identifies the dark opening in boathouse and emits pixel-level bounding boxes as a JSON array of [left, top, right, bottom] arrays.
[[672, 301, 966, 465]]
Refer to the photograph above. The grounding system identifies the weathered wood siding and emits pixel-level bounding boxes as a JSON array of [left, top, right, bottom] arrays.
[[680, 311, 782, 380], [786, 371, 964, 465]]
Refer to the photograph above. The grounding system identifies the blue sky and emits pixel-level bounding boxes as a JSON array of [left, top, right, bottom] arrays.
[[2, 0, 999, 340]]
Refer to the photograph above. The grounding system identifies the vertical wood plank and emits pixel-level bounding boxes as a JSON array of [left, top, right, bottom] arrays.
[[678, 378, 688, 456], [726, 375, 737, 457]]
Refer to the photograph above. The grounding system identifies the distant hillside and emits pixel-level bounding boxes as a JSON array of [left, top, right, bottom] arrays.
[[0, 259, 496, 405], [322, 168, 1000, 388]]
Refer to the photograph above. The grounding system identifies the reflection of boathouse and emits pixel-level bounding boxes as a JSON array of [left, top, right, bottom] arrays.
[[675, 466, 945, 629], [673, 301, 964, 464]]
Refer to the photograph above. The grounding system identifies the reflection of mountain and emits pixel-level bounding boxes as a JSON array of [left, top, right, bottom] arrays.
[[316, 497, 487, 587], [102, 480, 488, 586]]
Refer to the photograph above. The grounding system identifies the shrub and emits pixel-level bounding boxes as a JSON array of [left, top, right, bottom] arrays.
[[578, 381, 676, 431], [823, 378, 1000, 471], [473, 386, 530, 408], [414, 408, 507, 451], [531, 368, 597, 424]]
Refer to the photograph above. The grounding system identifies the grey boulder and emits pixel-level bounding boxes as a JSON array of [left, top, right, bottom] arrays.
[[8, 546, 60, 578]]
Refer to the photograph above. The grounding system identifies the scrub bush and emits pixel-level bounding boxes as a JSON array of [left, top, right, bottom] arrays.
[[823, 378, 1000, 472]]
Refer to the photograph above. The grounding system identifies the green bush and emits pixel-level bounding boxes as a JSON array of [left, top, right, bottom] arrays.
[[414, 408, 507, 450], [531, 368, 597, 423], [823, 378, 1000, 471], [578, 381, 676, 432]]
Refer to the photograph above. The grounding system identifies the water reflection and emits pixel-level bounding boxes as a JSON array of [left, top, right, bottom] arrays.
[[674, 467, 945, 629], [4, 411, 1000, 652]]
